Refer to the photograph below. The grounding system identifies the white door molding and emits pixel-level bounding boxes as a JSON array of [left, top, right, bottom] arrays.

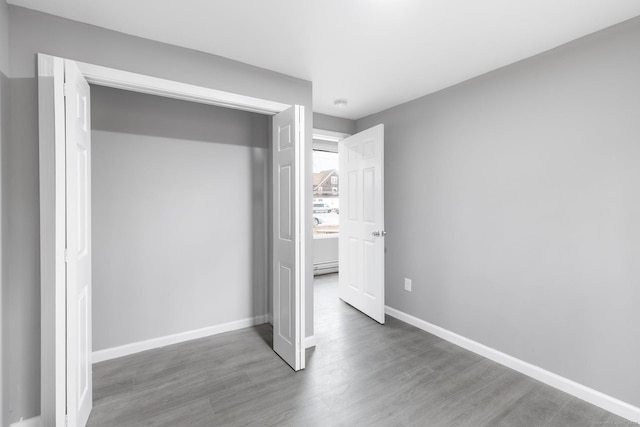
[[39, 54, 67, 427], [312, 128, 350, 143], [312, 128, 350, 153], [75, 61, 291, 115]]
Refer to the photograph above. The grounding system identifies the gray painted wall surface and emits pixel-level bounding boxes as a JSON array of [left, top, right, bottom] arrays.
[[5, 76, 41, 425], [92, 86, 269, 351], [0, 73, 6, 427], [313, 112, 356, 135], [357, 17, 640, 407], [5, 6, 313, 423], [0, 0, 6, 71], [0, 0, 8, 423]]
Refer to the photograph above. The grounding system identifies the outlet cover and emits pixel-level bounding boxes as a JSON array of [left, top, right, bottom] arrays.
[[404, 278, 412, 292]]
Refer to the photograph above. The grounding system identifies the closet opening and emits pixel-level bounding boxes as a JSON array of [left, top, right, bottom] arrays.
[[38, 55, 307, 426], [90, 86, 271, 364]]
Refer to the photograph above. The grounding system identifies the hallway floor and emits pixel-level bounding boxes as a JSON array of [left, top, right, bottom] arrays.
[[88, 274, 631, 426]]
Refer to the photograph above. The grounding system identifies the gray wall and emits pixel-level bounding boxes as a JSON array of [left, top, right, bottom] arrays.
[[5, 76, 41, 426], [0, 0, 9, 423], [0, 0, 6, 71], [4, 6, 313, 424], [313, 112, 356, 135], [91, 86, 269, 351], [357, 16, 640, 407]]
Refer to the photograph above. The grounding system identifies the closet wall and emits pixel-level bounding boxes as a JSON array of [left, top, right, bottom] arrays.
[[91, 86, 270, 351]]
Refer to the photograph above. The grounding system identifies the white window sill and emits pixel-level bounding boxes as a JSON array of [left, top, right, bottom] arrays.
[[313, 233, 339, 240]]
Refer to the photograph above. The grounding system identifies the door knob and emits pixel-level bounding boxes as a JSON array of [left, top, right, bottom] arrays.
[[372, 230, 387, 237]]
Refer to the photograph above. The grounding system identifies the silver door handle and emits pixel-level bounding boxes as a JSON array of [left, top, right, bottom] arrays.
[[372, 230, 387, 237]]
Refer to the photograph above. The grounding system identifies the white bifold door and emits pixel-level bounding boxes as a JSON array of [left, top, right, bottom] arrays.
[[65, 59, 93, 427], [272, 106, 306, 371], [40, 56, 307, 427], [339, 124, 385, 323]]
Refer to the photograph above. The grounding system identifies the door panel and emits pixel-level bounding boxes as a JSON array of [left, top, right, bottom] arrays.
[[64, 59, 92, 427], [272, 105, 305, 371], [363, 241, 376, 298], [363, 167, 375, 222], [348, 171, 358, 220], [339, 125, 385, 324], [279, 165, 293, 239]]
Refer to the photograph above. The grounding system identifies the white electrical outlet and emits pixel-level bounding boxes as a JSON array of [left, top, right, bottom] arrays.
[[404, 278, 412, 292]]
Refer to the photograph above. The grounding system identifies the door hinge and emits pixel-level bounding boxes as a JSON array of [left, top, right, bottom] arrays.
[[63, 83, 71, 98], [64, 249, 69, 263], [65, 415, 69, 427]]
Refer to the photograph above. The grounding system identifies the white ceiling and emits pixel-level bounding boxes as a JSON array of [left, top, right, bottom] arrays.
[[8, 0, 640, 120]]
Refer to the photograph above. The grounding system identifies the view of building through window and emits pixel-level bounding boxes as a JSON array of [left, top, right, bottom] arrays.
[[312, 149, 339, 236]]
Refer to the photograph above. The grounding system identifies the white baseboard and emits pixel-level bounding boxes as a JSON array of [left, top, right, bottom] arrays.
[[93, 315, 268, 364], [305, 335, 316, 349], [10, 416, 42, 427], [385, 306, 640, 424]]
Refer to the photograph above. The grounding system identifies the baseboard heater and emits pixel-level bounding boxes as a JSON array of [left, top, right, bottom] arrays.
[[313, 260, 339, 276]]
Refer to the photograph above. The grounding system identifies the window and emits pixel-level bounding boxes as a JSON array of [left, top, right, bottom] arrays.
[[312, 149, 339, 236]]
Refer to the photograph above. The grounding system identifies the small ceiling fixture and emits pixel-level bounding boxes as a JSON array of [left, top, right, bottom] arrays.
[[334, 99, 348, 109]]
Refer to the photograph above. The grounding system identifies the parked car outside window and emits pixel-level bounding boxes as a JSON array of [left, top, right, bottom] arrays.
[[313, 203, 332, 213]]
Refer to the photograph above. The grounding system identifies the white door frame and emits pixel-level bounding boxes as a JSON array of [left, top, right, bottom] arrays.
[[313, 129, 351, 144], [38, 53, 306, 426], [310, 129, 349, 278]]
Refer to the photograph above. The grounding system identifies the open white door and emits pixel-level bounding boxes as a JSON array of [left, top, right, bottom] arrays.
[[339, 124, 385, 323], [65, 59, 93, 427], [272, 105, 306, 371]]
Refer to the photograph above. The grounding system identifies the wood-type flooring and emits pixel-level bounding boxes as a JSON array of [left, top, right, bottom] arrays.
[[88, 274, 632, 426]]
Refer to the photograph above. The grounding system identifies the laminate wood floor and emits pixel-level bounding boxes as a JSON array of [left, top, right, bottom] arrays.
[[88, 274, 632, 426]]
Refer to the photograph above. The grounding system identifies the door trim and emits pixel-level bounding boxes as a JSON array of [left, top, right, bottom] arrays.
[[38, 53, 301, 426], [312, 128, 350, 143], [74, 61, 290, 115], [38, 54, 67, 427]]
